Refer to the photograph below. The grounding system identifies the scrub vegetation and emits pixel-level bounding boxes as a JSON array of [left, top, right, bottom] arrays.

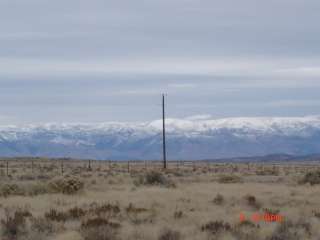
[[0, 158, 320, 240]]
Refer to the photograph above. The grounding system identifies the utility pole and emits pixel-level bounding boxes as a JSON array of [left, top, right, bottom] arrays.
[[6, 160, 9, 176], [162, 94, 167, 169], [61, 159, 64, 175]]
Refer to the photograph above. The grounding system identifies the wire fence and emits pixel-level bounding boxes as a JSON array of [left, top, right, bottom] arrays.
[[0, 158, 320, 177]]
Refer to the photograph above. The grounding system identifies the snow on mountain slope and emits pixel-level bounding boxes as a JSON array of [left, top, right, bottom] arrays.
[[1, 116, 320, 160]]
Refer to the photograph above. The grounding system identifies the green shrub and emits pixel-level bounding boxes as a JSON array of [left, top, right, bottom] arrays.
[[218, 175, 242, 184], [146, 171, 167, 184], [26, 183, 49, 196], [256, 168, 279, 176], [134, 171, 176, 188], [0, 183, 24, 197], [0, 182, 50, 197], [49, 176, 84, 194]]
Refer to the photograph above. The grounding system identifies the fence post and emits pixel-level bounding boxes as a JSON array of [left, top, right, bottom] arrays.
[[127, 161, 130, 173], [31, 161, 34, 173]]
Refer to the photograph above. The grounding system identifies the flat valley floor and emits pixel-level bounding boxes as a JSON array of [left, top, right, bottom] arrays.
[[0, 160, 320, 240]]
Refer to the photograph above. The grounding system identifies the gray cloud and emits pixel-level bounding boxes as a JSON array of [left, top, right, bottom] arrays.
[[0, 0, 319, 124], [1, 0, 320, 59]]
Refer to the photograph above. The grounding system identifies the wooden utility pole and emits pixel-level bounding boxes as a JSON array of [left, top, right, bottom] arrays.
[[162, 94, 167, 169], [88, 160, 92, 171], [61, 159, 64, 175], [6, 160, 9, 176]]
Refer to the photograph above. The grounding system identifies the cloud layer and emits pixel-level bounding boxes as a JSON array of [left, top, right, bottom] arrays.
[[0, 0, 319, 124]]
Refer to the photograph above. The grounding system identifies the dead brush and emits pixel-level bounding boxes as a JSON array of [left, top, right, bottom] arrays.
[[43, 164, 56, 172], [263, 208, 280, 215], [232, 220, 260, 240], [30, 217, 55, 234], [125, 203, 156, 224], [13, 207, 32, 218], [80, 217, 121, 240], [173, 210, 183, 219], [202, 220, 259, 240], [44, 208, 68, 222], [158, 228, 182, 240], [172, 171, 185, 177], [312, 210, 320, 219], [68, 206, 87, 219], [88, 202, 121, 219], [201, 220, 231, 235], [267, 219, 312, 240], [81, 217, 121, 229], [212, 193, 224, 205], [244, 194, 261, 209], [299, 171, 320, 185], [0, 208, 29, 240], [237, 220, 258, 228]]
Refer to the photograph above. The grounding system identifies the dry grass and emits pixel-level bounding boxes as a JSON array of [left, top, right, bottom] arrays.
[[0, 159, 320, 240]]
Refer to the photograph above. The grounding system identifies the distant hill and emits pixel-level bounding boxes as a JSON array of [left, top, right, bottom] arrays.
[[1, 116, 320, 160]]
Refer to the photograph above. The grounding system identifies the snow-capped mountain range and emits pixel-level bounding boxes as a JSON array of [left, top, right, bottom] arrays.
[[1, 116, 320, 160]]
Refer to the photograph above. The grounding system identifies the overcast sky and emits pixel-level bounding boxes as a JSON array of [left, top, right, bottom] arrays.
[[0, 0, 320, 124]]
